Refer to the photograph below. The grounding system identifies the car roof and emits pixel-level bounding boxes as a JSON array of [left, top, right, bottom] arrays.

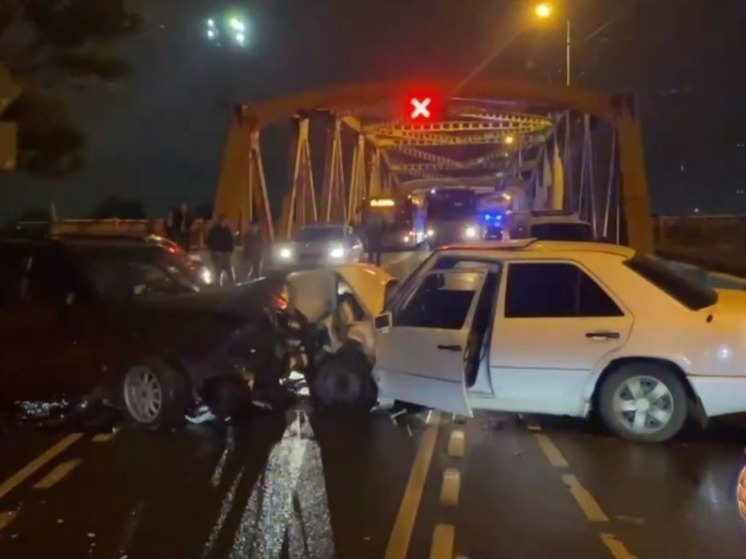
[[435, 239, 635, 259], [0, 236, 157, 250]]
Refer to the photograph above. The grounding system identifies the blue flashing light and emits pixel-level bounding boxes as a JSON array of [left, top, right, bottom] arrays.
[[480, 213, 503, 223]]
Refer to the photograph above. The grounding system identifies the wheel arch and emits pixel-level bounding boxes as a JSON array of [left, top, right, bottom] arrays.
[[590, 356, 708, 426]]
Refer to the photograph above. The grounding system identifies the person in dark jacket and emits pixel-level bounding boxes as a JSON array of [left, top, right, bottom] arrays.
[[365, 216, 385, 266], [206, 215, 235, 286], [242, 219, 264, 280], [172, 203, 193, 251]]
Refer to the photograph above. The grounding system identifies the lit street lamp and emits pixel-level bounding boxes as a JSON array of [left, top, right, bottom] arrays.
[[534, 3, 571, 87]]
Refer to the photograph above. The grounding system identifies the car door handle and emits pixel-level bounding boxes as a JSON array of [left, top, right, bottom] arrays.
[[585, 331, 620, 340], [437, 344, 462, 351]]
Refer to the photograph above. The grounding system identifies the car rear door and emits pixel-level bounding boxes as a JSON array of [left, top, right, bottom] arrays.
[[372, 268, 489, 416]]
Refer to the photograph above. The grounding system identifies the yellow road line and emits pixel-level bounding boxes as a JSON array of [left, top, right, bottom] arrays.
[[534, 434, 569, 468], [0, 433, 82, 502], [92, 432, 116, 443], [447, 429, 465, 458], [0, 510, 16, 532], [385, 411, 441, 559], [33, 459, 82, 490], [600, 533, 638, 559], [429, 523, 455, 559], [440, 468, 461, 507], [562, 474, 609, 522]]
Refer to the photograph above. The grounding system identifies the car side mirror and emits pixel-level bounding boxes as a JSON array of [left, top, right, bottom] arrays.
[[374, 311, 393, 330]]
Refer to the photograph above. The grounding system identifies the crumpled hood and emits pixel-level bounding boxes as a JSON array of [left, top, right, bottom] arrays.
[[116, 277, 288, 362]]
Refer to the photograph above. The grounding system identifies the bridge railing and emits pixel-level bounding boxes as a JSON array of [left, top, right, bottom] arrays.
[[653, 215, 746, 277]]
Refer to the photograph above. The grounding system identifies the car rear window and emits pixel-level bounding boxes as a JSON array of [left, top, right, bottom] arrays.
[[624, 254, 718, 311]]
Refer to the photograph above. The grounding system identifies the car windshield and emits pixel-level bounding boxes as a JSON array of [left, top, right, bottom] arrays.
[[530, 222, 593, 241], [293, 227, 347, 242], [72, 244, 198, 301], [624, 254, 718, 310]]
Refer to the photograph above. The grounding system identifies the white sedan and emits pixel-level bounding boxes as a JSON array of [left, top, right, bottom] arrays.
[[310, 239, 746, 443]]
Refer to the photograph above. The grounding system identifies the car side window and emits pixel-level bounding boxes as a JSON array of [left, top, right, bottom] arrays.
[[504, 262, 622, 318], [396, 270, 484, 329]]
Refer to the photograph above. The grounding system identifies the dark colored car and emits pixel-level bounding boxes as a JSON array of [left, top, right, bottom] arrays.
[[0, 237, 302, 427]]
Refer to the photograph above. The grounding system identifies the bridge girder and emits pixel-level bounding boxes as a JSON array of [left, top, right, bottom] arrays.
[[214, 77, 653, 252]]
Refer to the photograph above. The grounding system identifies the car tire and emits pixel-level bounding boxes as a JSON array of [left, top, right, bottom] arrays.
[[119, 359, 190, 428], [597, 362, 689, 443], [312, 344, 377, 411]]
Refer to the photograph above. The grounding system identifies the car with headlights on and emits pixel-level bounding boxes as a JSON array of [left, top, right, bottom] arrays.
[[308, 239, 746, 443], [270, 224, 364, 270]]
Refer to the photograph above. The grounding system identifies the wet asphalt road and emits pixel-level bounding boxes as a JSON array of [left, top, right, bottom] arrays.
[[0, 251, 745, 559]]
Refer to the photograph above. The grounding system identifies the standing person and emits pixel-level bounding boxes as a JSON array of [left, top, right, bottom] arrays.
[[365, 215, 384, 267], [206, 215, 235, 286], [172, 203, 193, 252], [163, 209, 175, 241], [242, 218, 264, 280]]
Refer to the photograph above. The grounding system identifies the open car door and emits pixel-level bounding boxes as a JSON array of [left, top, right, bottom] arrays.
[[372, 268, 488, 416]]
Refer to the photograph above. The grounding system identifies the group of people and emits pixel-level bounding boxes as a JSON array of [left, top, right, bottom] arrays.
[[164, 204, 264, 287], [164, 202, 388, 287], [205, 215, 264, 285]]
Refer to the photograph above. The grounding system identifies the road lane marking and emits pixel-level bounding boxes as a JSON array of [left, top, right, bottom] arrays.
[[534, 434, 569, 468], [385, 411, 441, 559], [429, 523, 455, 559], [0, 510, 16, 532], [562, 474, 609, 522], [526, 424, 542, 431], [440, 468, 460, 507], [33, 459, 82, 490], [92, 432, 116, 443], [0, 433, 82, 502], [447, 429, 465, 458], [600, 533, 638, 559]]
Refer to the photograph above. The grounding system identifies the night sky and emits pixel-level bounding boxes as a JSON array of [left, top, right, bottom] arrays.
[[2, 0, 746, 220]]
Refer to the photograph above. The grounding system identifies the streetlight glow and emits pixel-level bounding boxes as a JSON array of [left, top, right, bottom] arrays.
[[505, 135, 515, 145], [534, 3, 553, 19]]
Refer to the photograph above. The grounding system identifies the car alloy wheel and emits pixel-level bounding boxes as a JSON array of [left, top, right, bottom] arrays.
[[610, 374, 675, 436], [123, 365, 164, 424]]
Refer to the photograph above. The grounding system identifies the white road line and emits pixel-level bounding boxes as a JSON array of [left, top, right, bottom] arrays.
[[0, 433, 82, 502], [600, 533, 638, 559], [33, 459, 82, 490], [447, 430, 465, 458], [440, 468, 461, 507], [429, 524, 455, 559], [562, 474, 609, 522], [534, 434, 569, 468]]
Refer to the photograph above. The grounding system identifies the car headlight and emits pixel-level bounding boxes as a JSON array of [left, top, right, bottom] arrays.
[[329, 246, 345, 259], [464, 226, 477, 239], [427, 228, 435, 237], [278, 246, 293, 259]]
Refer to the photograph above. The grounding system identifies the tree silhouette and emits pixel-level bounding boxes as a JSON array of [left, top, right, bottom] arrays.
[[0, 1, 142, 178]]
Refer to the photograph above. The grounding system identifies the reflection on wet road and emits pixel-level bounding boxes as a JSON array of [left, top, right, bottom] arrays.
[[0, 251, 745, 558]]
